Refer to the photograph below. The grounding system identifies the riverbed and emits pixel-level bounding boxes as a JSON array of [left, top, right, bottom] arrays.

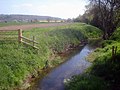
[[32, 45, 94, 90]]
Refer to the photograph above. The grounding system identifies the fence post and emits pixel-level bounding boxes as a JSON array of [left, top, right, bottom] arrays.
[[33, 36, 35, 47], [112, 46, 114, 60], [115, 46, 117, 55], [18, 29, 22, 43], [112, 46, 116, 61], [112, 46, 118, 61]]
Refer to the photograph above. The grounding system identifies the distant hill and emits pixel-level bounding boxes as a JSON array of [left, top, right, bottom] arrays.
[[0, 14, 64, 22]]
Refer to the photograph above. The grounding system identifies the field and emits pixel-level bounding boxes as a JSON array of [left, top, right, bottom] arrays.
[[0, 22, 43, 27], [0, 22, 70, 30], [0, 23, 102, 89]]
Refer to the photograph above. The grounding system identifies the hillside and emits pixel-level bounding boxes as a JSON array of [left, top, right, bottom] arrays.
[[0, 14, 64, 22]]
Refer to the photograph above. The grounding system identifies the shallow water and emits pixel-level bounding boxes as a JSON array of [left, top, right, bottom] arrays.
[[37, 45, 94, 90]]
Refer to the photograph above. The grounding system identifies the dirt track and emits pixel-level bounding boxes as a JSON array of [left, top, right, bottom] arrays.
[[0, 23, 71, 31]]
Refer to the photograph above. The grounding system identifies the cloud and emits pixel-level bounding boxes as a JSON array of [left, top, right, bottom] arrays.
[[12, 2, 86, 19], [21, 3, 33, 7], [37, 3, 85, 18], [12, 3, 33, 8]]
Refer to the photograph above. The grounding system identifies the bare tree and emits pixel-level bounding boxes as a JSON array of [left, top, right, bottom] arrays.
[[89, 0, 120, 39]]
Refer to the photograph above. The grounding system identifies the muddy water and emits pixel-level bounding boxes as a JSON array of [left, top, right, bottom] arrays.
[[36, 45, 94, 90]]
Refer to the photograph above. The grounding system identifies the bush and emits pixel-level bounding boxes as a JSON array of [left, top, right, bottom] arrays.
[[110, 27, 120, 41], [65, 74, 108, 90]]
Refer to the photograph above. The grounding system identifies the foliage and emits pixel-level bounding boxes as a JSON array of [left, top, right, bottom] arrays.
[[110, 27, 120, 41], [0, 23, 101, 89], [65, 74, 108, 90], [88, 42, 120, 89]]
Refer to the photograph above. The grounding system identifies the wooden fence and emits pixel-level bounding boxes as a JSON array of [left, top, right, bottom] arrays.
[[0, 30, 18, 41], [18, 29, 39, 49], [0, 29, 39, 49]]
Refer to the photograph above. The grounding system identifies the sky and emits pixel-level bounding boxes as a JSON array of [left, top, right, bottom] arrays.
[[0, 0, 88, 19]]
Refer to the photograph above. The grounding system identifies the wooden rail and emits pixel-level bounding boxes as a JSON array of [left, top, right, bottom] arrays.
[[18, 29, 39, 49], [0, 29, 39, 49], [0, 30, 18, 40], [21, 36, 39, 44]]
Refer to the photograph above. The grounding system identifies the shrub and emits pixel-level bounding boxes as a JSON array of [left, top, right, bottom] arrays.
[[65, 74, 108, 90]]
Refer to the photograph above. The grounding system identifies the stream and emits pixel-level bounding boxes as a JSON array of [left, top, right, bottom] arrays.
[[36, 45, 94, 90]]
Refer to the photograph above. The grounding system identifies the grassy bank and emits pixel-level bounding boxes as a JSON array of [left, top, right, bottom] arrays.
[[0, 23, 102, 89], [65, 27, 120, 90]]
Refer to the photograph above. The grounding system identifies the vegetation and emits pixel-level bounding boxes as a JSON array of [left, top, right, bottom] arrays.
[[65, 74, 107, 90], [65, 27, 120, 90], [0, 23, 101, 89], [74, 0, 120, 39], [64, 1, 120, 90], [110, 27, 120, 41]]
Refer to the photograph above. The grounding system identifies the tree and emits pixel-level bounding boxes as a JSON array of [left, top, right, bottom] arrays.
[[47, 18, 51, 22], [88, 0, 120, 39], [73, 15, 82, 22]]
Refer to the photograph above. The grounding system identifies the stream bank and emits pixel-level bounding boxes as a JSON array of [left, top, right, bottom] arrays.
[[27, 44, 94, 90]]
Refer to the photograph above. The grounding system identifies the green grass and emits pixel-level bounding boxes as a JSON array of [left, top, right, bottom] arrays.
[[0, 23, 102, 89], [0, 41, 45, 89], [66, 27, 120, 90]]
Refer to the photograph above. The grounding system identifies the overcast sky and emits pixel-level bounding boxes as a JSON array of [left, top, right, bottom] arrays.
[[0, 0, 88, 19]]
